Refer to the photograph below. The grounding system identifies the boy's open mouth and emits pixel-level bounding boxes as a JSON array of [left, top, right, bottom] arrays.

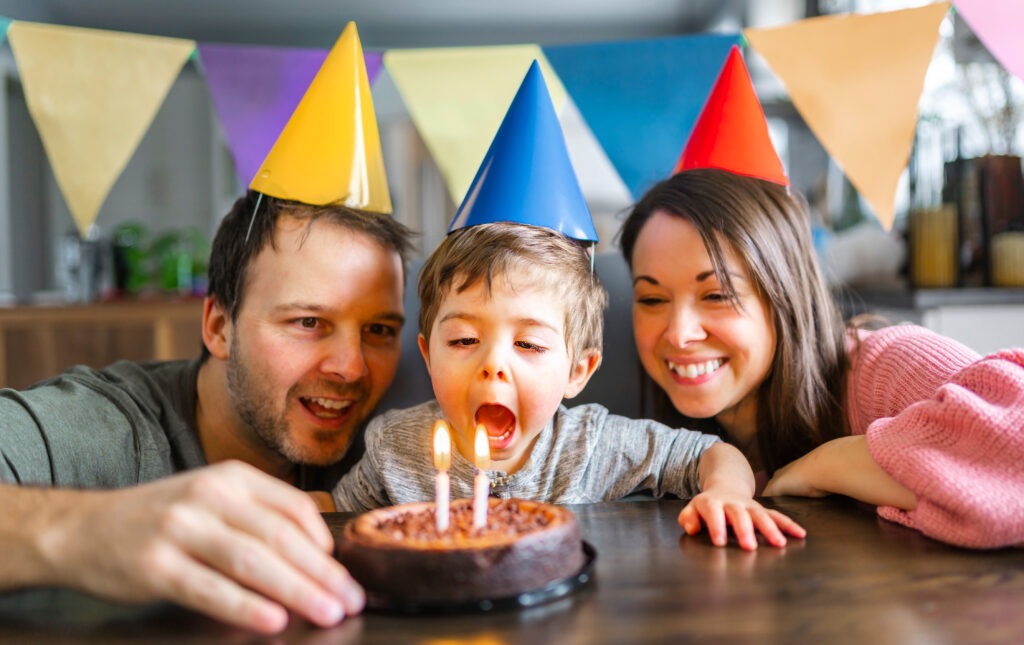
[[475, 404, 516, 445]]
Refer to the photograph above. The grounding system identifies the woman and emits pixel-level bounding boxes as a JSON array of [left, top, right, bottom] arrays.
[[618, 167, 1024, 549]]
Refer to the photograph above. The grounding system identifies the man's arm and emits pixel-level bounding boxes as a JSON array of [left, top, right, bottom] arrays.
[[763, 435, 918, 509], [0, 461, 364, 634]]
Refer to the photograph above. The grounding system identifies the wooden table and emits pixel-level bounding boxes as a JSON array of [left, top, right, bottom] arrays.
[[2, 497, 1022, 643]]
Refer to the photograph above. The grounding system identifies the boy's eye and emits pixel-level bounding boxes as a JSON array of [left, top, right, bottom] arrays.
[[515, 340, 546, 352], [298, 317, 319, 329], [448, 338, 477, 347]]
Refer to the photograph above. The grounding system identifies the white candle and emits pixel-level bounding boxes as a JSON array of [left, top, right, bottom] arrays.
[[472, 423, 490, 530], [433, 420, 451, 533]]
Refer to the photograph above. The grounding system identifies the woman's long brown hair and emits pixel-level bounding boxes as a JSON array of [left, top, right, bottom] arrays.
[[618, 169, 848, 474]]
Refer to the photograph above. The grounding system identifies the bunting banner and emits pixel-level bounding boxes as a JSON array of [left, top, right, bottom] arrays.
[[384, 45, 567, 205], [745, 3, 950, 230], [0, 17, 11, 42], [953, 0, 1024, 83], [544, 34, 738, 198], [7, 21, 194, 236]]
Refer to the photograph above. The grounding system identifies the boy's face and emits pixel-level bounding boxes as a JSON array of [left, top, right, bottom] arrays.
[[418, 269, 595, 474]]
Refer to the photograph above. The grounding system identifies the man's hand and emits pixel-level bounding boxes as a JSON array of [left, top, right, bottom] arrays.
[[4, 461, 363, 634]]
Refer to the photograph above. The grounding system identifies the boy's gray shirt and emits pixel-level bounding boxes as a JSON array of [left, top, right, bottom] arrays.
[[332, 399, 721, 512]]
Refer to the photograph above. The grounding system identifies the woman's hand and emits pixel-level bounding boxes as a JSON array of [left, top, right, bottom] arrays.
[[679, 487, 807, 550], [763, 436, 918, 510], [762, 457, 828, 497]]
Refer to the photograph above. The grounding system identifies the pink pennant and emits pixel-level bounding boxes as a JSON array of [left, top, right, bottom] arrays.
[[954, 0, 1024, 82]]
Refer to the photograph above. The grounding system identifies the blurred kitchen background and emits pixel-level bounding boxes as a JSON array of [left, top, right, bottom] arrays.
[[0, 0, 1022, 387]]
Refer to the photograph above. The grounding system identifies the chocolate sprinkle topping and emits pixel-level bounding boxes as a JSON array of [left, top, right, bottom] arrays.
[[372, 499, 553, 545]]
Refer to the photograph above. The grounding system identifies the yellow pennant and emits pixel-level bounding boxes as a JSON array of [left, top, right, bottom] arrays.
[[8, 21, 194, 237], [250, 22, 391, 213], [384, 46, 567, 205], [745, 3, 950, 230]]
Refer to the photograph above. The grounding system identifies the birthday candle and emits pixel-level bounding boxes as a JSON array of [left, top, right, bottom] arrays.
[[472, 424, 490, 529], [433, 420, 451, 532]]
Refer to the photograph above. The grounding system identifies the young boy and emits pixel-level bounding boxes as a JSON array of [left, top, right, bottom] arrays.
[[330, 62, 804, 549], [331, 222, 805, 549]]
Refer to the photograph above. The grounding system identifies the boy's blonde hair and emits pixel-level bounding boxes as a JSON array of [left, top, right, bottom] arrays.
[[418, 222, 607, 363]]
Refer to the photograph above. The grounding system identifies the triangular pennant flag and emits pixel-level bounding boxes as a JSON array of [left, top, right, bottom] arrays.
[[364, 50, 383, 86], [675, 46, 788, 185], [384, 45, 567, 205], [0, 17, 11, 42], [250, 22, 391, 212], [544, 34, 739, 199], [745, 3, 950, 230], [7, 22, 194, 236], [953, 0, 1024, 83], [450, 61, 597, 242], [198, 44, 327, 187]]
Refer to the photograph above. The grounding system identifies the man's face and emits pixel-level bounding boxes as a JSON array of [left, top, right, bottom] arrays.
[[226, 216, 404, 466]]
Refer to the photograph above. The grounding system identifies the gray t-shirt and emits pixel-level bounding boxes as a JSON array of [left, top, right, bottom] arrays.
[[0, 360, 206, 487], [0, 359, 357, 490], [332, 399, 721, 512]]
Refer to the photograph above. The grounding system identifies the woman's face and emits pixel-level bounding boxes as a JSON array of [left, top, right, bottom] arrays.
[[630, 210, 776, 438]]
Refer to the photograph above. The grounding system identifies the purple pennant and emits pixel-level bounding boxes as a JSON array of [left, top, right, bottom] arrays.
[[198, 43, 327, 186], [365, 50, 383, 86], [198, 43, 384, 188]]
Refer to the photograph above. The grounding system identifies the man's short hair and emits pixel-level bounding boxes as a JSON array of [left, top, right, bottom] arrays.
[[202, 191, 414, 359]]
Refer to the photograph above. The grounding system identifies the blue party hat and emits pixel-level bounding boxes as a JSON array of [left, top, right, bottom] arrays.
[[448, 60, 597, 243]]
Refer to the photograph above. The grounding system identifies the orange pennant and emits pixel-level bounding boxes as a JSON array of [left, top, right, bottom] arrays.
[[745, 3, 950, 229]]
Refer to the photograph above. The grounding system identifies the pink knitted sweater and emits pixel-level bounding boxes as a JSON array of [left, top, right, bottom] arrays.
[[846, 324, 1024, 549]]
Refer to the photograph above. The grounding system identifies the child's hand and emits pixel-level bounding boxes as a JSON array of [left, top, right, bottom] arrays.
[[678, 489, 806, 551]]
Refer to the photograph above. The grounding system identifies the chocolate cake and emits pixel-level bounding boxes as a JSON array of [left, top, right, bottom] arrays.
[[336, 497, 584, 604]]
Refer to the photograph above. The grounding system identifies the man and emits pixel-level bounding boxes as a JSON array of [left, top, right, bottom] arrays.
[[0, 19, 412, 633], [0, 191, 413, 634]]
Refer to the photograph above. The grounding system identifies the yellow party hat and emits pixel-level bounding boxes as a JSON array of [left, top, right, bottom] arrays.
[[249, 22, 391, 213]]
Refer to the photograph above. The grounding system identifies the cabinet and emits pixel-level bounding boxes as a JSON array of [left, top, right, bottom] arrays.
[[0, 299, 203, 389]]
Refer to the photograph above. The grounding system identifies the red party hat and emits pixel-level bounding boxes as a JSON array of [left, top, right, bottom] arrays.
[[673, 45, 788, 186]]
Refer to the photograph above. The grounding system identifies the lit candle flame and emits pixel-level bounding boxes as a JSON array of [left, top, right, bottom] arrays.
[[433, 420, 451, 471], [474, 424, 490, 470]]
